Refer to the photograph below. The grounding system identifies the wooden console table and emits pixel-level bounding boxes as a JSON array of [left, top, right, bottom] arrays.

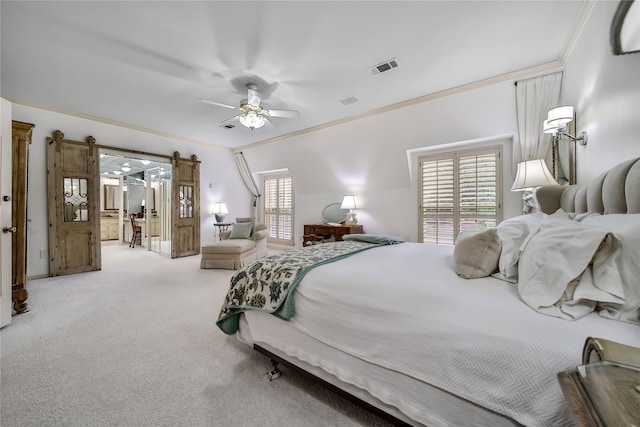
[[303, 224, 363, 246], [557, 362, 640, 426]]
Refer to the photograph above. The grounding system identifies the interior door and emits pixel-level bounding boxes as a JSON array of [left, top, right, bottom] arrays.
[[47, 130, 101, 276], [0, 98, 12, 327], [171, 152, 200, 258]]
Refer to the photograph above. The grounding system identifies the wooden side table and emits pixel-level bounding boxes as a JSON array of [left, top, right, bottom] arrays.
[[303, 224, 363, 246], [214, 223, 231, 241], [557, 362, 640, 427]]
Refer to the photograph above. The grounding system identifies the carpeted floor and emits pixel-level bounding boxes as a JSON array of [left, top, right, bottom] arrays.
[[0, 243, 391, 427]]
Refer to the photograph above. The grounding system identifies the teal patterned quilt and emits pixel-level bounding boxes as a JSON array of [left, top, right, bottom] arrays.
[[216, 241, 379, 335]]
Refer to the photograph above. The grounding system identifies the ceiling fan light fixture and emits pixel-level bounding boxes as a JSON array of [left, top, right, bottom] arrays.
[[239, 111, 266, 129]]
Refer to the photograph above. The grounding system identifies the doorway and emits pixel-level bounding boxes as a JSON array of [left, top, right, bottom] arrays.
[[99, 150, 172, 257], [146, 166, 171, 256]]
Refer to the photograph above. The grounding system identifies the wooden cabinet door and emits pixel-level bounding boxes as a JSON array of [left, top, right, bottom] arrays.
[[171, 152, 200, 258], [47, 131, 101, 276], [10, 121, 34, 313], [108, 223, 118, 240]]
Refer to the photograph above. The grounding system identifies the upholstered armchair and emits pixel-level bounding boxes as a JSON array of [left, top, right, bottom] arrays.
[[201, 223, 269, 269]]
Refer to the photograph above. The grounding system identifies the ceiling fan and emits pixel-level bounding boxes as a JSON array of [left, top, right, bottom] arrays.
[[199, 84, 299, 130]]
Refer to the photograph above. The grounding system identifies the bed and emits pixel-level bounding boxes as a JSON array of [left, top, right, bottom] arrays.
[[216, 158, 640, 427]]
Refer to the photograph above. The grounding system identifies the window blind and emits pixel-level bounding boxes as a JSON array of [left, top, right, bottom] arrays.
[[419, 147, 501, 244], [264, 174, 294, 244]]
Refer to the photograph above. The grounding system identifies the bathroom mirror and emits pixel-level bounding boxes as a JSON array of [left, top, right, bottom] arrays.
[[611, 0, 640, 55], [322, 203, 347, 224], [103, 184, 118, 210]]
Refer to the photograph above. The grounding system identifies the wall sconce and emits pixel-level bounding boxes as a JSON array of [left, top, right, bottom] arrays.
[[340, 195, 360, 225], [212, 202, 229, 223], [543, 106, 588, 146]]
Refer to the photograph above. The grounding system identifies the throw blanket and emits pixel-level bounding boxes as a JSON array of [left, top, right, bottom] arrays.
[[342, 234, 405, 245], [216, 241, 383, 334]]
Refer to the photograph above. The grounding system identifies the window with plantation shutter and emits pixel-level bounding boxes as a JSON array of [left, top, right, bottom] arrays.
[[419, 147, 501, 244], [263, 174, 294, 245]]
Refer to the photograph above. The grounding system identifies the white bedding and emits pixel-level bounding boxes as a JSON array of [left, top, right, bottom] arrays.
[[249, 242, 639, 427], [240, 311, 518, 427], [517, 213, 626, 320]]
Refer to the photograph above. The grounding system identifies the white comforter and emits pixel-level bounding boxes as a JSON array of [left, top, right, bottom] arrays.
[[286, 242, 639, 427]]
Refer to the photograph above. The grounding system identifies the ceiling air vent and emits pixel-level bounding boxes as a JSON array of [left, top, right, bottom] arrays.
[[368, 58, 398, 75], [340, 96, 359, 106]]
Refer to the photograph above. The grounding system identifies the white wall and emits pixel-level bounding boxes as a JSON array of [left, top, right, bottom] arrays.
[[243, 1, 640, 246], [244, 80, 525, 245], [13, 104, 252, 277], [561, 0, 640, 181]]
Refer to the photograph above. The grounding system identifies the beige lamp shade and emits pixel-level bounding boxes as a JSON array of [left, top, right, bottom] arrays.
[[511, 159, 558, 191], [212, 202, 229, 215], [547, 106, 574, 126], [543, 119, 563, 134], [340, 195, 359, 210]]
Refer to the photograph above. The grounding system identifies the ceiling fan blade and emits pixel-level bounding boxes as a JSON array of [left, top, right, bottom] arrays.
[[247, 87, 262, 108], [267, 109, 300, 118], [198, 98, 239, 110], [219, 115, 241, 126], [263, 116, 276, 129]]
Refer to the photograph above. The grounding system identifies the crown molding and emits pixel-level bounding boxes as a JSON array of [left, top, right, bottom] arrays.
[[6, 97, 232, 153]]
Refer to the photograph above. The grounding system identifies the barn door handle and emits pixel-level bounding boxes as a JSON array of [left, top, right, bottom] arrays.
[[2, 226, 17, 233]]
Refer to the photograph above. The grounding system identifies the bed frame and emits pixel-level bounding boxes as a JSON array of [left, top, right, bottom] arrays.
[[537, 157, 639, 215], [254, 344, 412, 426]]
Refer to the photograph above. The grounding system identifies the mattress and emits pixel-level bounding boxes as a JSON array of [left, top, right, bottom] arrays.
[[237, 242, 640, 426]]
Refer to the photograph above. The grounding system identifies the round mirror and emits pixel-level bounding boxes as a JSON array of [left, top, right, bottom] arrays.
[[322, 203, 347, 224], [611, 0, 640, 55]]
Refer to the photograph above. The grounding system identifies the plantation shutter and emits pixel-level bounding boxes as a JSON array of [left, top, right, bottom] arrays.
[[421, 156, 455, 244], [420, 147, 501, 244], [264, 174, 294, 244]]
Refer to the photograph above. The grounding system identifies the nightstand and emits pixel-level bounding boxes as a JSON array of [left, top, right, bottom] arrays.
[[557, 362, 640, 426], [303, 224, 363, 246]]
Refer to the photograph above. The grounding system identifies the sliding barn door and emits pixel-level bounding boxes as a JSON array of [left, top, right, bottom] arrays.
[[171, 152, 200, 258], [47, 130, 101, 276]]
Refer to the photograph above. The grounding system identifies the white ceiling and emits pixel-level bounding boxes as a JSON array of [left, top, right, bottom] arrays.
[[1, 1, 587, 150]]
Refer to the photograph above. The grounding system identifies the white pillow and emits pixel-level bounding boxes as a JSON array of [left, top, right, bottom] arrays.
[[581, 214, 640, 324]]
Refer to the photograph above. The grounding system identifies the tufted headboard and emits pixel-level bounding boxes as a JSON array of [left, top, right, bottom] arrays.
[[536, 158, 640, 215]]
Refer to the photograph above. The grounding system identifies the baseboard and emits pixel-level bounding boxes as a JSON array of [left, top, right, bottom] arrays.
[[267, 243, 294, 253]]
